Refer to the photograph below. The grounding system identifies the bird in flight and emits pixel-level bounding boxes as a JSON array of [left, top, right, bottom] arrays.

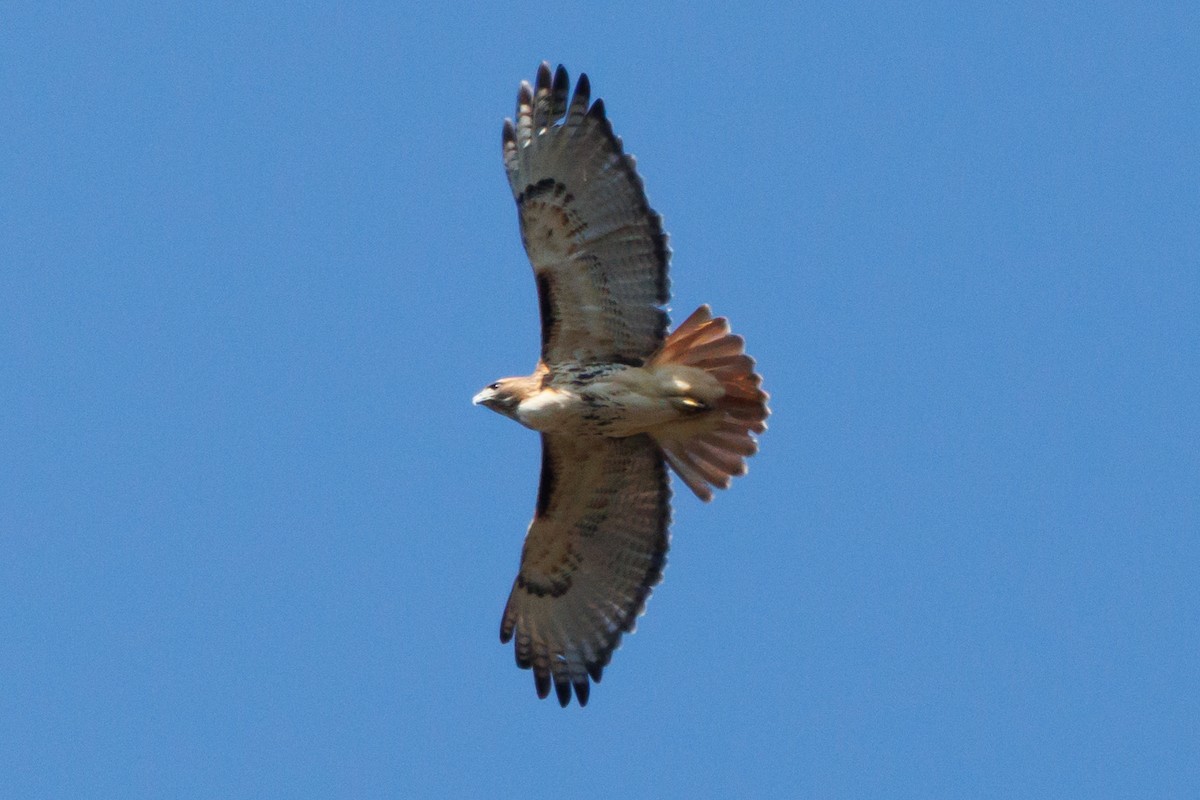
[[474, 63, 769, 706]]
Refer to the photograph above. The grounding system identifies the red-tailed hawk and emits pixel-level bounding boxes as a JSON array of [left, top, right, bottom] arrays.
[[474, 64, 769, 706]]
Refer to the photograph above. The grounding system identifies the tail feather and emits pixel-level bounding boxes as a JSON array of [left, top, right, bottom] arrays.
[[692, 440, 747, 476], [683, 335, 746, 362], [706, 429, 759, 457], [653, 308, 730, 362], [661, 450, 717, 503], [648, 305, 770, 502]]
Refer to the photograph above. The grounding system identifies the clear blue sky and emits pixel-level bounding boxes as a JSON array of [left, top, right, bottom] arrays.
[[2, 3, 1197, 798]]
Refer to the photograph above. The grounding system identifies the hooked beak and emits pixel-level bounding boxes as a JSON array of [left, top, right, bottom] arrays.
[[472, 389, 491, 406]]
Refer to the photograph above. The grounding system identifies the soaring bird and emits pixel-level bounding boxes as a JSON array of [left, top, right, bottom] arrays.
[[474, 63, 769, 706]]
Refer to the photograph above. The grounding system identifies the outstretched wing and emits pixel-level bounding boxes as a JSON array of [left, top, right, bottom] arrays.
[[503, 63, 670, 367], [500, 433, 671, 706]]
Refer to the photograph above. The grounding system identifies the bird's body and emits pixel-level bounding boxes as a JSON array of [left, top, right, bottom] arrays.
[[482, 361, 725, 437], [475, 64, 769, 707]]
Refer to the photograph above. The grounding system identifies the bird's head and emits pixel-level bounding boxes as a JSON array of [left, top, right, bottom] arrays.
[[473, 378, 524, 420]]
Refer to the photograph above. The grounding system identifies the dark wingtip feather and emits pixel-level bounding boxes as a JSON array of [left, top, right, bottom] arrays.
[[500, 608, 515, 643], [576, 73, 591, 104], [554, 678, 572, 707], [588, 663, 604, 683], [534, 670, 551, 699], [502, 119, 515, 146], [553, 64, 569, 96], [536, 61, 552, 92], [587, 97, 607, 120], [574, 679, 590, 707]]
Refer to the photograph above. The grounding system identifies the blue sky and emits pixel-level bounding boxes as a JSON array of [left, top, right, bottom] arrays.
[[2, 3, 1197, 798]]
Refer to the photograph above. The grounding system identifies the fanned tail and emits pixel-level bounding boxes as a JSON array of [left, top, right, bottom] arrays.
[[648, 306, 769, 501]]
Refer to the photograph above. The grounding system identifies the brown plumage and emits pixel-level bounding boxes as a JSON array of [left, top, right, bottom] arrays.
[[475, 63, 769, 707]]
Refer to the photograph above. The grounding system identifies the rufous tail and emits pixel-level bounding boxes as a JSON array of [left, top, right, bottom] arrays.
[[648, 305, 770, 502]]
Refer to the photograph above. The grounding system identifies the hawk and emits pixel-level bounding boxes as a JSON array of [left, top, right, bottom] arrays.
[[474, 63, 769, 706]]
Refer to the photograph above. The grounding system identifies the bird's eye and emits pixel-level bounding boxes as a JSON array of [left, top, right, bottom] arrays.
[[488, 383, 501, 391]]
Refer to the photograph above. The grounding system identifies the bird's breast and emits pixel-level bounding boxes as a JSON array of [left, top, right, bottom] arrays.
[[514, 388, 586, 433]]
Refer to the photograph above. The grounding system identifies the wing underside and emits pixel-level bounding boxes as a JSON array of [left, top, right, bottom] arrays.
[[500, 433, 671, 706], [503, 63, 670, 367]]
